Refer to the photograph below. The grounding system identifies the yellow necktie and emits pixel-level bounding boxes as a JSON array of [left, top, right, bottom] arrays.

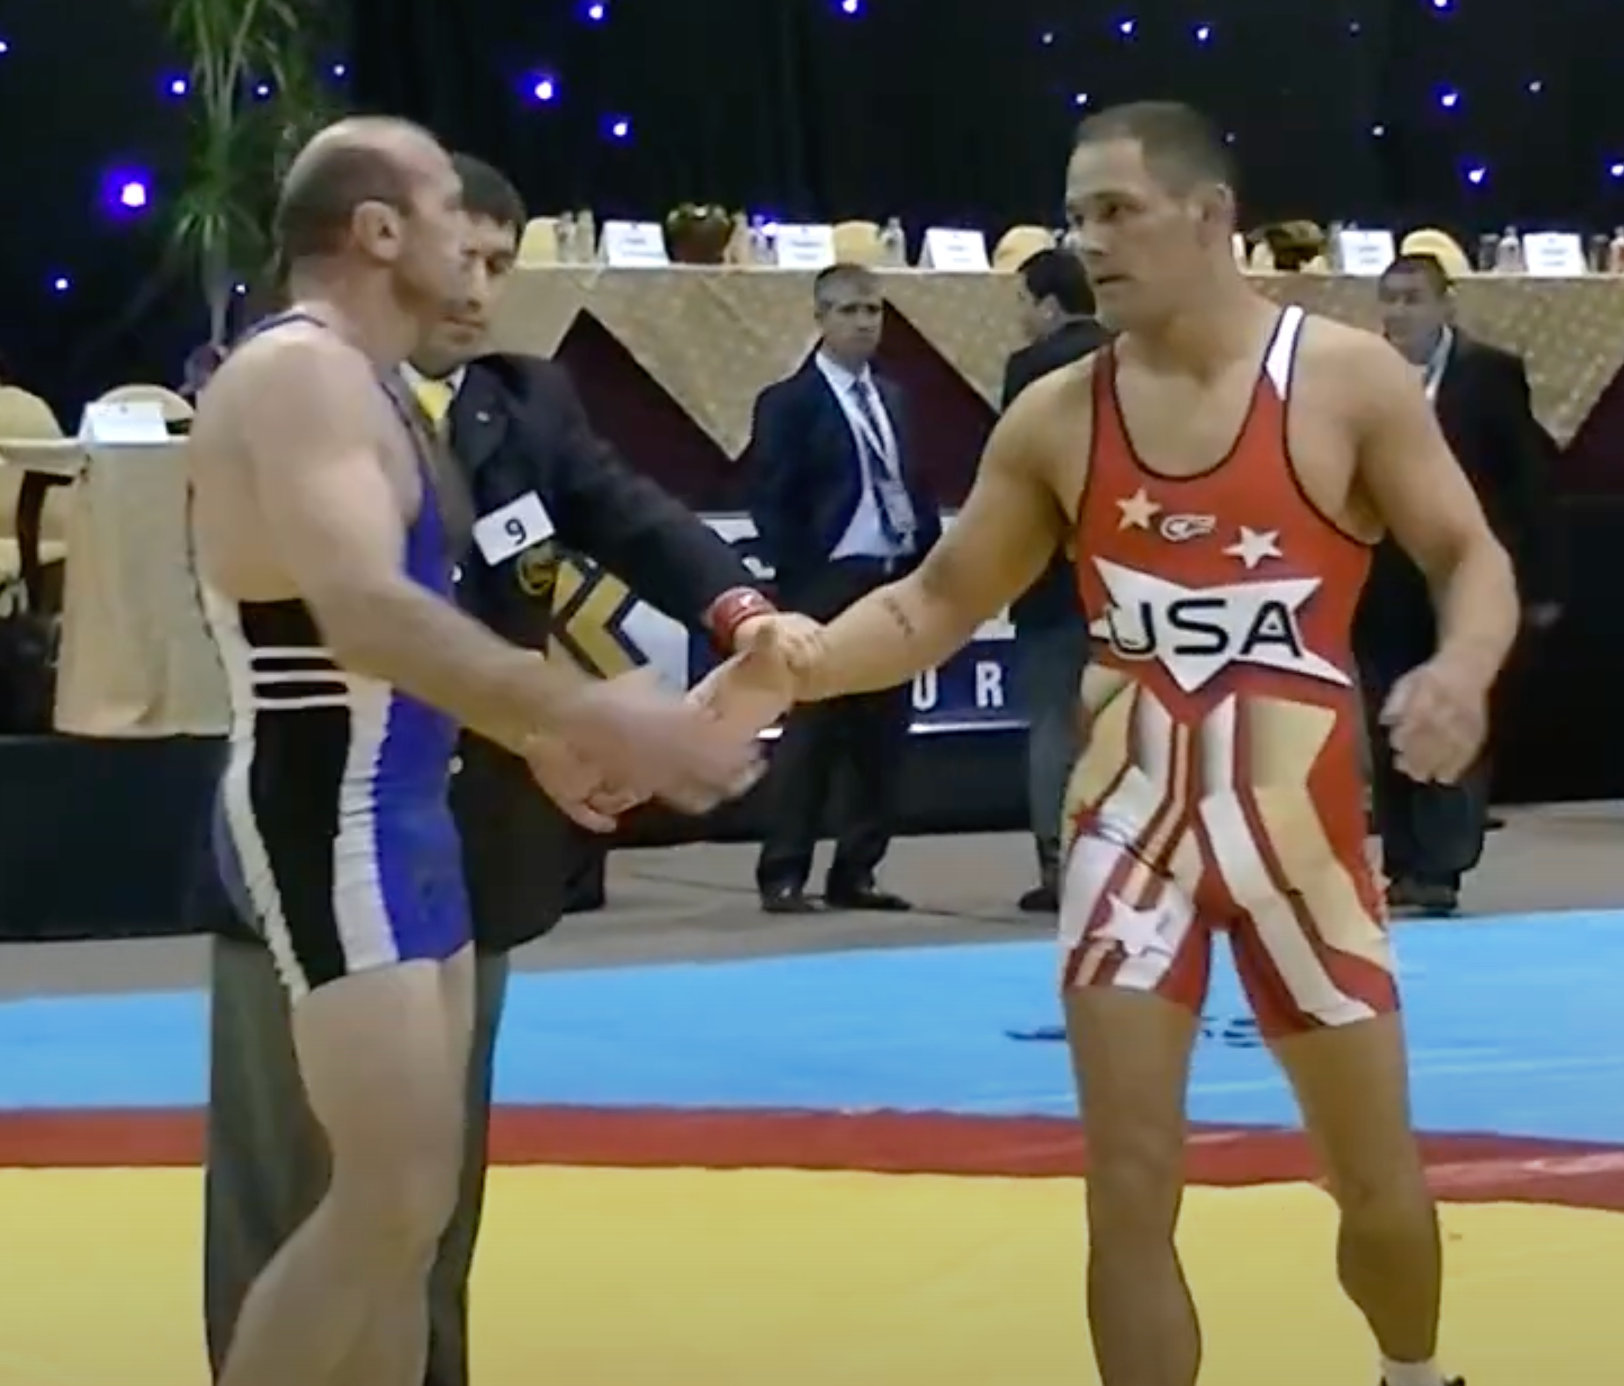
[[412, 376, 456, 432]]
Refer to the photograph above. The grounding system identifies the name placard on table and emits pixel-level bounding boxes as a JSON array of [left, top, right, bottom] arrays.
[[1521, 231, 1587, 278], [1334, 227, 1397, 277], [78, 400, 170, 446], [599, 220, 670, 268], [919, 227, 991, 273], [772, 224, 837, 270]]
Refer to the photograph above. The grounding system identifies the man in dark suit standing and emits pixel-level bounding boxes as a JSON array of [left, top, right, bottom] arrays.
[[1001, 249, 1109, 912], [1359, 253, 1559, 916], [747, 262, 943, 913], [202, 155, 774, 1386]]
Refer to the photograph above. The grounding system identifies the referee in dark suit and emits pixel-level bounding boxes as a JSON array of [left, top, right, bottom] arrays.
[[1000, 249, 1108, 911], [202, 156, 769, 1386]]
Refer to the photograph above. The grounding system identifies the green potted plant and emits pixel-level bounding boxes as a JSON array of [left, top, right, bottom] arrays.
[[162, 0, 340, 345]]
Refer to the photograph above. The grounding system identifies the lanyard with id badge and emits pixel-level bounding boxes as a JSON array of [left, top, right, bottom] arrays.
[[848, 381, 916, 548]]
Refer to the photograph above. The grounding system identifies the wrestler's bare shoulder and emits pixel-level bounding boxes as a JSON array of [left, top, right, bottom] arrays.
[[1288, 311, 1411, 419], [993, 349, 1102, 496], [1271, 311, 1398, 539], [1006, 348, 1102, 420], [202, 320, 369, 406]]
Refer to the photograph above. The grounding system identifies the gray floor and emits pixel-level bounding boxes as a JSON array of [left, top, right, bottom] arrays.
[[2, 804, 1619, 999]]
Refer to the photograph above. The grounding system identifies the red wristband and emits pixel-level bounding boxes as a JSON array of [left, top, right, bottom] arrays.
[[706, 586, 776, 652]]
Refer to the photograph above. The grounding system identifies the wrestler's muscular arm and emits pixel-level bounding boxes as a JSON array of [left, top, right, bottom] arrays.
[[232, 337, 759, 809], [1340, 328, 1520, 780], [233, 337, 587, 751], [801, 378, 1071, 700]]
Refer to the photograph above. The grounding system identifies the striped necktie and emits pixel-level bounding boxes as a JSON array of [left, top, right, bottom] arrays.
[[851, 378, 909, 548]]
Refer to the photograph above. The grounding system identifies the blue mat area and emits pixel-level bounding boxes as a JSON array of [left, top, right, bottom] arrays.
[[1, 911, 1621, 1143]]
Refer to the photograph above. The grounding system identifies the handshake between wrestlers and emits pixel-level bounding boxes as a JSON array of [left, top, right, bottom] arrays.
[[520, 609, 835, 831]]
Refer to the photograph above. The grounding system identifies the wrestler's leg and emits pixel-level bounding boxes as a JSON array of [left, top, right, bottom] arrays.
[[1065, 987, 1203, 1386], [1061, 840, 1211, 1386], [1273, 1015, 1444, 1378], [1230, 915, 1445, 1384], [340, 946, 480, 1383], [217, 948, 473, 1386]]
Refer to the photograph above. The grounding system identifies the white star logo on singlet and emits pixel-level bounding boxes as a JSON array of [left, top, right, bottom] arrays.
[[1098, 895, 1177, 958], [1115, 487, 1161, 530], [1223, 526, 1283, 570], [1088, 558, 1351, 694]]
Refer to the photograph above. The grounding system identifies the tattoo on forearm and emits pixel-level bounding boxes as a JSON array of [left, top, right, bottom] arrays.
[[879, 593, 917, 639]]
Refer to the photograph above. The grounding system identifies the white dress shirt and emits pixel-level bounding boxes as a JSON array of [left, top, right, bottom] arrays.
[[813, 351, 915, 560], [1420, 327, 1454, 405]]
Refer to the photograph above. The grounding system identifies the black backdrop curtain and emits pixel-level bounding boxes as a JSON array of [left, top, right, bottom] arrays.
[[352, 0, 1624, 239], [352, 0, 813, 217], [5, 0, 1624, 408]]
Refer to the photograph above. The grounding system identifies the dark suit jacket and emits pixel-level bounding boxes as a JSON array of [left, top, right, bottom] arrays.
[[745, 357, 942, 608], [1355, 331, 1558, 665], [999, 317, 1110, 630], [1001, 317, 1109, 410], [448, 353, 756, 951]]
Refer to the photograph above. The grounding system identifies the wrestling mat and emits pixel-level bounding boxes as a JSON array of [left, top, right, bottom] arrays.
[[3, 911, 1622, 1383]]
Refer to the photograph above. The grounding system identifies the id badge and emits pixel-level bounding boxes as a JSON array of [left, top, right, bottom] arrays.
[[874, 475, 916, 538], [472, 492, 555, 564]]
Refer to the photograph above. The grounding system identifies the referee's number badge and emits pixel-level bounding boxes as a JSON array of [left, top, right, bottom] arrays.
[[473, 491, 555, 565]]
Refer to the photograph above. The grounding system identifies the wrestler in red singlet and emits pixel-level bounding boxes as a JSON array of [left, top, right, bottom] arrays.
[[1061, 304, 1396, 1038]]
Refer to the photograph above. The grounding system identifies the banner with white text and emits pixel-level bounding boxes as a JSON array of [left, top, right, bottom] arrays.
[[554, 512, 1028, 734]]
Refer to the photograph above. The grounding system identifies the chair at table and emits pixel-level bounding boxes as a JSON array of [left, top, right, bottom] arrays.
[[992, 226, 1056, 272], [1400, 228, 1473, 278], [519, 217, 561, 267], [0, 387, 60, 439], [0, 387, 72, 581], [95, 382, 195, 424], [832, 219, 884, 265]]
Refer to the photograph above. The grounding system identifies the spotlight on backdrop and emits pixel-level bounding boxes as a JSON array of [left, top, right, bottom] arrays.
[[100, 170, 153, 220]]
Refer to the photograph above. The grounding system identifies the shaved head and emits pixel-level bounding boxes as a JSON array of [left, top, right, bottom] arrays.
[[271, 115, 470, 333], [274, 117, 447, 265]]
